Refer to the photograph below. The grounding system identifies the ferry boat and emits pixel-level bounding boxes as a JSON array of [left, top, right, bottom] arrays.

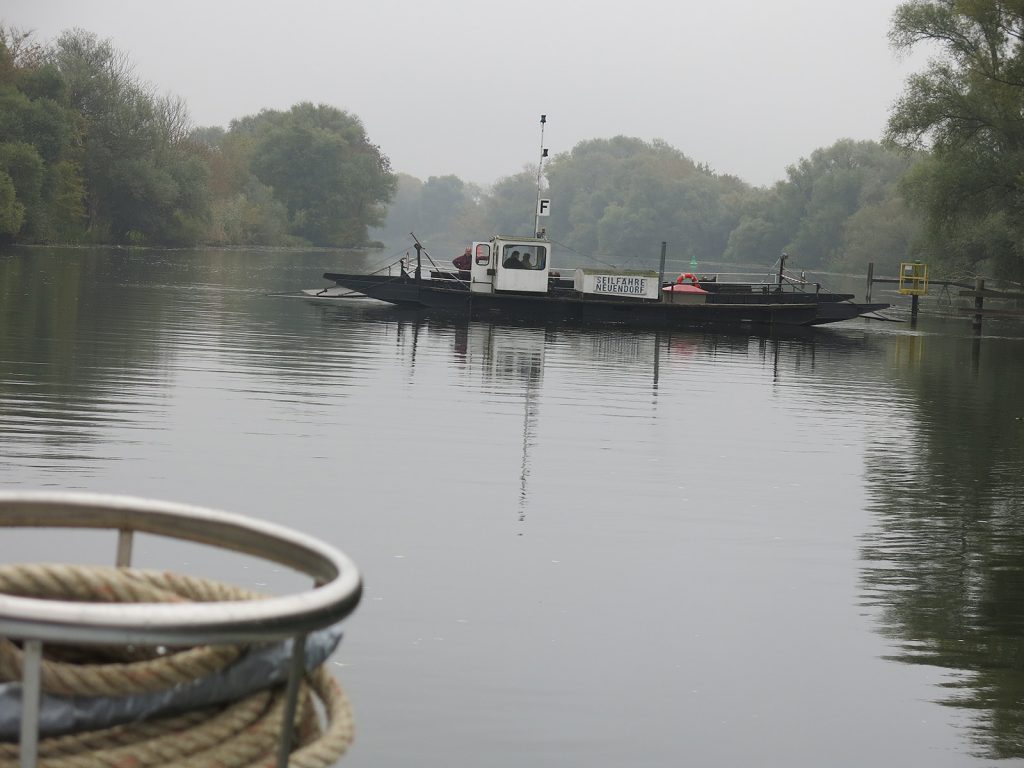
[[303, 238, 889, 328]]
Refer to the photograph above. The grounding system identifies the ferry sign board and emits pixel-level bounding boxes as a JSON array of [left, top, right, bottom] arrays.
[[593, 275, 650, 295], [573, 268, 660, 300]]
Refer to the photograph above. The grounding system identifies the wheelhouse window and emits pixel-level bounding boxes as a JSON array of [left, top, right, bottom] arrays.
[[502, 245, 547, 271], [475, 243, 491, 265]]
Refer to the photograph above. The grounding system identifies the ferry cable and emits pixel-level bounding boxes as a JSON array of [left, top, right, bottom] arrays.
[[547, 238, 622, 270]]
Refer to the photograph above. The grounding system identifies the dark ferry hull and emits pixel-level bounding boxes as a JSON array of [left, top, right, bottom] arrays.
[[317, 272, 826, 327], [807, 300, 891, 324]]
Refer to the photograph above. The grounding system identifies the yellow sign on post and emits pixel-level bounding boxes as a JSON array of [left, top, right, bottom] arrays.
[[898, 262, 929, 295]]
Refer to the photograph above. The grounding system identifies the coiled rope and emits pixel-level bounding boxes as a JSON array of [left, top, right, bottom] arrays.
[[0, 564, 354, 768]]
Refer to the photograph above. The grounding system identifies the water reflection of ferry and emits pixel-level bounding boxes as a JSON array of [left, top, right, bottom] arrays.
[[307, 300, 890, 402], [308, 296, 885, 370], [452, 323, 545, 385]]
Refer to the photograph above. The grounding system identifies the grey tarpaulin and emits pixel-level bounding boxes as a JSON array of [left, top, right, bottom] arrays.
[[0, 624, 343, 740]]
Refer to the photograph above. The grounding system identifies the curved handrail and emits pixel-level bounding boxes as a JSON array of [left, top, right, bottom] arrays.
[[0, 491, 362, 645]]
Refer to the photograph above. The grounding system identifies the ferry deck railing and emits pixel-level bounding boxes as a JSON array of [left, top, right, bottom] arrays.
[[0, 491, 362, 768]]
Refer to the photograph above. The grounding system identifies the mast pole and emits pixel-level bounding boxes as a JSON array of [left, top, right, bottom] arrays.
[[411, 232, 423, 283], [534, 114, 547, 238]]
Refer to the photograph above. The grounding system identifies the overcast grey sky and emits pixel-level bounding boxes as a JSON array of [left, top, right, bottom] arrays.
[[3, 0, 926, 188]]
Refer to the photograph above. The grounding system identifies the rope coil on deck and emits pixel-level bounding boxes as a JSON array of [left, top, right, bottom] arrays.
[[0, 564, 354, 767]]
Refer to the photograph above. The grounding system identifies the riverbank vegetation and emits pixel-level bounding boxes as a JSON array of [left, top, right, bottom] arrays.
[[3, 3, 1023, 280], [886, 1, 1024, 283], [0, 28, 395, 249]]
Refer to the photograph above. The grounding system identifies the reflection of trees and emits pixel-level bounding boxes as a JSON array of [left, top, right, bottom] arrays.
[[860, 333, 1024, 758], [0, 248, 175, 466], [0, 246, 373, 467]]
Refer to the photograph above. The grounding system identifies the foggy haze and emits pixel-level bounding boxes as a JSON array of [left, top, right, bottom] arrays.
[[2, 0, 925, 188]]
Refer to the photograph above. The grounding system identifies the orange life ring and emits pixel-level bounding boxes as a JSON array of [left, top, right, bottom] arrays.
[[676, 272, 700, 286]]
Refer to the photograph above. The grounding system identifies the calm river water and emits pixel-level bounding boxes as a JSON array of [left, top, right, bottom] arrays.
[[2, 246, 1024, 767]]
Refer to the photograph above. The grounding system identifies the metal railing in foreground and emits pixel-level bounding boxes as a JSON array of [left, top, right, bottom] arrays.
[[0, 491, 363, 768]]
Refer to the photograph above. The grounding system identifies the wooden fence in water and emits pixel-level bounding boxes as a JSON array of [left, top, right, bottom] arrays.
[[866, 263, 1024, 331]]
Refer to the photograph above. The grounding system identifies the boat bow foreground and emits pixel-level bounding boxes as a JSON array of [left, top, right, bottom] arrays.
[[304, 236, 890, 329]]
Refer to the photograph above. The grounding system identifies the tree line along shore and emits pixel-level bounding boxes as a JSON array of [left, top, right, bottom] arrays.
[[4, 4, 1024, 283]]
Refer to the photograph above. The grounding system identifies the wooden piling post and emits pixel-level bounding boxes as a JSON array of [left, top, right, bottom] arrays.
[[658, 241, 667, 290], [973, 276, 985, 333], [866, 262, 874, 302]]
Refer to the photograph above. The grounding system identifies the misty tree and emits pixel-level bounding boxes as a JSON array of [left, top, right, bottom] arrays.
[[887, 1, 1024, 281], [722, 182, 794, 267], [725, 140, 921, 273], [544, 137, 748, 265], [479, 171, 537, 239], [245, 102, 396, 246], [838, 197, 924, 274], [189, 125, 226, 151], [0, 26, 85, 242], [369, 173, 424, 247], [370, 173, 488, 253], [787, 140, 918, 268], [0, 168, 21, 236], [207, 177, 289, 246], [419, 175, 469, 234], [196, 119, 300, 246], [49, 29, 209, 244]]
